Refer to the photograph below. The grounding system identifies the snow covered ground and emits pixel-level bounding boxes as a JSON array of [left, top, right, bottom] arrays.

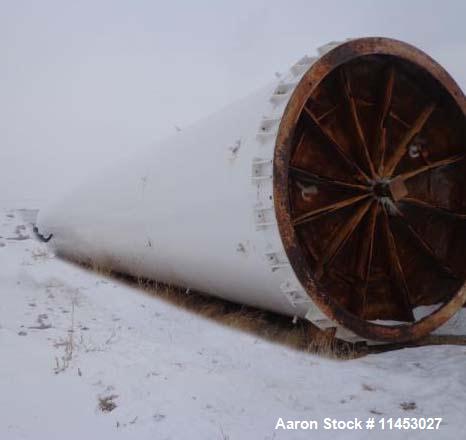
[[1, 206, 466, 440]]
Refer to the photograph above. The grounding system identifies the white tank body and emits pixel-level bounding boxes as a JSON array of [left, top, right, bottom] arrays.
[[38, 54, 326, 323]]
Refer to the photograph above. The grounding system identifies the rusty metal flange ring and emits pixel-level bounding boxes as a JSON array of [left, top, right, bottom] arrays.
[[274, 37, 466, 342]]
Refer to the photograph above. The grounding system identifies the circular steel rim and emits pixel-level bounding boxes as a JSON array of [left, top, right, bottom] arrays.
[[274, 37, 466, 342]]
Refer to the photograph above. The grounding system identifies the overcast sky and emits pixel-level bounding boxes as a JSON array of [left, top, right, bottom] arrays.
[[1, 0, 465, 205]]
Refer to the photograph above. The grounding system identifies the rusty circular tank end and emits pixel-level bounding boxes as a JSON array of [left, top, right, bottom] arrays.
[[274, 37, 466, 342]]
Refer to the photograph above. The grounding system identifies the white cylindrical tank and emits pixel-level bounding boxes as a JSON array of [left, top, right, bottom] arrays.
[[38, 38, 466, 343], [39, 79, 312, 318]]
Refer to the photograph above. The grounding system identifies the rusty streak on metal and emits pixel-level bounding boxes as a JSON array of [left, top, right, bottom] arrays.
[[316, 104, 340, 122], [355, 201, 379, 319], [402, 197, 466, 219], [374, 66, 395, 174], [391, 204, 458, 279], [289, 165, 369, 191], [292, 193, 371, 226], [314, 199, 372, 280], [394, 154, 465, 182], [340, 67, 377, 179], [356, 201, 379, 282], [302, 105, 370, 181], [381, 206, 415, 322]]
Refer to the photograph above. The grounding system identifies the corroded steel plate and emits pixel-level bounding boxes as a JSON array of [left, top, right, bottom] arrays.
[[274, 37, 466, 342]]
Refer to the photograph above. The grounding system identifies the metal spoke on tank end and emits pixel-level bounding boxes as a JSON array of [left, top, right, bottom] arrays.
[[402, 196, 466, 220], [316, 104, 340, 122], [314, 199, 373, 280], [374, 66, 395, 174], [355, 201, 379, 316], [391, 204, 458, 279], [292, 193, 372, 226], [340, 68, 377, 179], [384, 102, 436, 176], [302, 106, 370, 181], [381, 207, 415, 322], [393, 154, 465, 182], [289, 166, 370, 192], [356, 201, 379, 281]]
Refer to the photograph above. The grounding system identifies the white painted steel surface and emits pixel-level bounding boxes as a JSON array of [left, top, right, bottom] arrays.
[[39, 43, 357, 339]]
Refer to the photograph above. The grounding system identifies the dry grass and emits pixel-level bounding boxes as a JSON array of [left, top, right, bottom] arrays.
[[67, 258, 364, 359], [90, 259, 113, 277], [53, 293, 77, 373], [98, 394, 118, 412], [133, 275, 363, 358]]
